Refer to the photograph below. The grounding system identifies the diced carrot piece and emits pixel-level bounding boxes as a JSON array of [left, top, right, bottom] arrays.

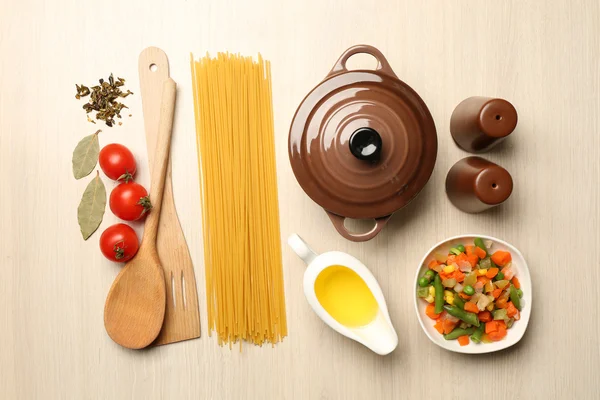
[[496, 298, 508, 309], [455, 253, 468, 264], [506, 302, 518, 318], [511, 277, 521, 289], [457, 335, 470, 346], [490, 321, 508, 340], [478, 311, 492, 322], [426, 304, 442, 320], [446, 255, 456, 265], [474, 246, 487, 259], [466, 245, 475, 257], [477, 276, 490, 285], [464, 302, 479, 313], [491, 251, 512, 267], [433, 320, 444, 334], [459, 292, 472, 300], [428, 260, 440, 270], [485, 321, 498, 334], [467, 254, 479, 267], [439, 270, 451, 281], [488, 328, 507, 341], [453, 270, 465, 283], [486, 268, 499, 279], [492, 288, 502, 299], [443, 319, 458, 334]]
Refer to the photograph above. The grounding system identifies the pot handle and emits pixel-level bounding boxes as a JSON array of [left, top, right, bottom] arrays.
[[327, 45, 398, 79], [326, 211, 392, 242]]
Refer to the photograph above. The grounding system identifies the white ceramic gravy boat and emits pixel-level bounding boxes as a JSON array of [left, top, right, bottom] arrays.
[[288, 234, 398, 355]]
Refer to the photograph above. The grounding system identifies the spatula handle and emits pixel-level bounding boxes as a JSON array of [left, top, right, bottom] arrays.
[[143, 78, 177, 245]]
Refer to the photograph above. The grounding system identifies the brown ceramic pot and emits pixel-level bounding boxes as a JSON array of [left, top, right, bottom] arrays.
[[289, 45, 437, 242], [445, 156, 513, 213], [450, 97, 517, 153]]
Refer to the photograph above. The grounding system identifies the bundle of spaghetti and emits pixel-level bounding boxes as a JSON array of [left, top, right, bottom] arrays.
[[190, 52, 287, 347]]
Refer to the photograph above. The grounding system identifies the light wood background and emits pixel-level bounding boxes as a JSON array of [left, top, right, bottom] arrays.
[[1, 0, 599, 399]]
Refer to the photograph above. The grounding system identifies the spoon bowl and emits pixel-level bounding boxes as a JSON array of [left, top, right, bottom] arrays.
[[104, 248, 165, 349]]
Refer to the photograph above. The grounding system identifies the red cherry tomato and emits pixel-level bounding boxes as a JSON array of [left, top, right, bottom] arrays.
[[109, 181, 152, 221], [99, 143, 137, 181], [99, 223, 139, 262]]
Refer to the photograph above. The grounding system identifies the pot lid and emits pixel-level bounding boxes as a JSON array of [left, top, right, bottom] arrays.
[[289, 45, 438, 219]]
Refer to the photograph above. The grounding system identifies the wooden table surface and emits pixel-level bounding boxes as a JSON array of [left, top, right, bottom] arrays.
[[1, 0, 599, 399]]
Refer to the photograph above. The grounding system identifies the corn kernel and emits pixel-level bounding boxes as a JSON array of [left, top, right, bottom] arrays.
[[477, 269, 488, 276], [486, 303, 494, 311], [425, 295, 434, 303], [443, 264, 455, 273], [443, 290, 455, 305], [429, 286, 435, 296]]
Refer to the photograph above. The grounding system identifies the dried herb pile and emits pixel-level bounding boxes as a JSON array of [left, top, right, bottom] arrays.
[[75, 74, 133, 127]]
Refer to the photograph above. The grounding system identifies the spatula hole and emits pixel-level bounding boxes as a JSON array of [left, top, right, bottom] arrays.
[[171, 272, 176, 308], [181, 272, 187, 310], [345, 53, 378, 71], [343, 218, 377, 233], [149, 63, 158, 72]]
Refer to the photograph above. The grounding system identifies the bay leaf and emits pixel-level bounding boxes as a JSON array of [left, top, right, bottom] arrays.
[[77, 171, 106, 240], [72, 130, 101, 179]]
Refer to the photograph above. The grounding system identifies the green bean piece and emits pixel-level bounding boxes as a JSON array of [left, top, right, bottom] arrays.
[[463, 285, 475, 296], [470, 323, 485, 343], [424, 270, 435, 281], [456, 244, 466, 253], [444, 327, 476, 340], [449, 247, 461, 255], [418, 277, 429, 287], [517, 288, 523, 297], [495, 271, 505, 281], [474, 238, 487, 256], [510, 284, 522, 310], [444, 305, 480, 327], [453, 295, 465, 310], [434, 274, 444, 314]]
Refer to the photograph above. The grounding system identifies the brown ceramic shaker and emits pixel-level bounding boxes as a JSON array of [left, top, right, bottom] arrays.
[[450, 97, 517, 152], [446, 156, 513, 213]]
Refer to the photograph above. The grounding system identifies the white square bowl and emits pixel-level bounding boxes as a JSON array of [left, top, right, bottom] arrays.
[[413, 234, 532, 354]]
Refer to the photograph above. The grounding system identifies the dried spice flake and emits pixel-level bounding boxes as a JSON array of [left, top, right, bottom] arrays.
[[75, 74, 133, 127]]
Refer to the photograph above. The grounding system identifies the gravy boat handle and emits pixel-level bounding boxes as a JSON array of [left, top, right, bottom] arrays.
[[288, 234, 318, 265]]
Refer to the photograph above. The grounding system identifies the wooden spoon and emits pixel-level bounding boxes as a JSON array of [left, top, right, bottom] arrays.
[[103, 78, 177, 349]]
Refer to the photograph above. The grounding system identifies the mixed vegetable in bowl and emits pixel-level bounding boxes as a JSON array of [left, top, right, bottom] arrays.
[[416, 238, 523, 346]]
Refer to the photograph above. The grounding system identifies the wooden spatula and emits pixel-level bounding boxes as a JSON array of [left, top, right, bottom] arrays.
[[103, 78, 176, 349], [139, 47, 200, 345]]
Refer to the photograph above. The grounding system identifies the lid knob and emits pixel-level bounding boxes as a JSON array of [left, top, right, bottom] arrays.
[[349, 127, 382, 162]]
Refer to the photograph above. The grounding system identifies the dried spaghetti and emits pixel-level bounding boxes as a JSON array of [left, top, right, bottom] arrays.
[[190, 53, 287, 347]]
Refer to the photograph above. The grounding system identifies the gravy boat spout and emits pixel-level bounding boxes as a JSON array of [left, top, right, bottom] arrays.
[[288, 234, 398, 355]]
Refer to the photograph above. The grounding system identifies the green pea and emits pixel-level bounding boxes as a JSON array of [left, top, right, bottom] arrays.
[[495, 271, 505, 281], [424, 270, 435, 281], [463, 285, 475, 296], [517, 288, 523, 298], [456, 244, 466, 253], [418, 277, 429, 287]]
